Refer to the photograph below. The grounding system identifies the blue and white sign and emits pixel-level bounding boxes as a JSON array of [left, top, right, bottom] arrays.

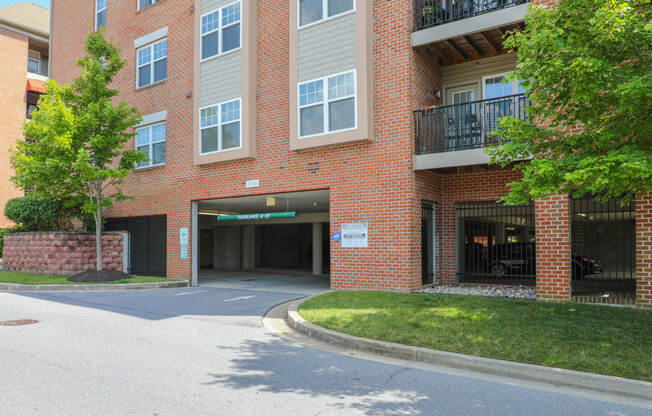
[[332, 231, 341, 242], [179, 227, 189, 259]]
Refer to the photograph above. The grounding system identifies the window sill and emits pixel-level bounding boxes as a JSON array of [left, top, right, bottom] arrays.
[[136, 0, 167, 14], [136, 78, 167, 91], [199, 46, 242, 64], [298, 9, 356, 31], [291, 127, 369, 151], [27, 73, 48, 82], [134, 163, 165, 172]]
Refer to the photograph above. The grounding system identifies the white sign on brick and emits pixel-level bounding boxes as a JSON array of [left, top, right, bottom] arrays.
[[341, 223, 368, 248]]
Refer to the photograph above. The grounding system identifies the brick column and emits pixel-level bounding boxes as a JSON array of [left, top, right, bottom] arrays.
[[636, 194, 652, 308], [535, 195, 571, 302]]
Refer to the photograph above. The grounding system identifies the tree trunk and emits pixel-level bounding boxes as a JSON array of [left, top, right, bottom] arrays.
[[95, 206, 103, 271]]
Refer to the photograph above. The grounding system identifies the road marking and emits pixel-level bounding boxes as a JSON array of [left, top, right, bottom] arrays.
[[223, 295, 256, 303], [174, 291, 206, 296]]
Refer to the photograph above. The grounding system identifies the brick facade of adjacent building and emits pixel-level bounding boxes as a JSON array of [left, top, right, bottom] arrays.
[[0, 27, 29, 228]]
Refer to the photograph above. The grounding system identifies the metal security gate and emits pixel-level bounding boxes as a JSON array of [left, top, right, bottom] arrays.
[[422, 202, 440, 285], [571, 196, 636, 300], [456, 202, 535, 285], [105, 215, 167, 276]]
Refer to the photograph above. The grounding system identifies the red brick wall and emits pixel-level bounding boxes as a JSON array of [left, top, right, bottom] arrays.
[[0, 28, 28, 228], [3, 233, 124, 275], [535, 195, 571, 301], [51, 0, 421, 290], [636, 194, 652, 308]]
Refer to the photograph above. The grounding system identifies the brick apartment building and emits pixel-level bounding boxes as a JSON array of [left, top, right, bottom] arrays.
[[0, 2, 50, 227], [50, 0, 650, 307]]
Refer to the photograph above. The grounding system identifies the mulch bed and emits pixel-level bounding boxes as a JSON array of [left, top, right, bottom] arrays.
[[68, 270, 132, 283]]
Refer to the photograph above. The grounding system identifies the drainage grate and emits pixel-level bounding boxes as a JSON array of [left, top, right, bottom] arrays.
[[0, 320, 38, 326]]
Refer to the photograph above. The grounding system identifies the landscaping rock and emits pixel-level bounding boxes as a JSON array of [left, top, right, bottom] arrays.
[[419, 284, 536, 300], [68, 270, 132, 283]]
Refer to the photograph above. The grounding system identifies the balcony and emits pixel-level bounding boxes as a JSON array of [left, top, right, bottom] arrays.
[[414, 93, 530, 169], [412, 0, 529, 57], [415, 0, 529, 31]]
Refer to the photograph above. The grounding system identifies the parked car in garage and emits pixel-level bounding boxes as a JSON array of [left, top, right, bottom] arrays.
[[488, 242, 601, 279]]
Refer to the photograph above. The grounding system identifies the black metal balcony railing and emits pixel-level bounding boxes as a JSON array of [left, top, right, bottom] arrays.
[[415, 93, 530, 155], [415, 0, 529, 31]]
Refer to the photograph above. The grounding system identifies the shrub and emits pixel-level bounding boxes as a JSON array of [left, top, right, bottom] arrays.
[[4, 195, 76, 232]]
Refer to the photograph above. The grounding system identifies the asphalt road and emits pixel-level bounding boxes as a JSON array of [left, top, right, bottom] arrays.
[[0, 287, 650, 416]]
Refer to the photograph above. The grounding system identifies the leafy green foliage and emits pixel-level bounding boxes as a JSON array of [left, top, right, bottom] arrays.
[[11, 30, 147, 269], [4, 195, 73, 232], [488, 0, 651, 204]]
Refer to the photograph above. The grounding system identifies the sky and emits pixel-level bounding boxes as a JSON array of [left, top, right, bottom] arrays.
[[0, 0, 49, 9]]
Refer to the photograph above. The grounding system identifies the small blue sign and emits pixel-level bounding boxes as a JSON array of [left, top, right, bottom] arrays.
[[332, 231, 341, 242]]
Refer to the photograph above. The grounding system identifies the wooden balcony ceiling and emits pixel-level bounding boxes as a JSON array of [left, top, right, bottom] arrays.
[[421, 22, 524, 66]]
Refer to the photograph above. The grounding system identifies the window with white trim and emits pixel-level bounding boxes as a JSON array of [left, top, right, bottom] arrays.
[[95, 0, 107, 31], [139, 0, 160, 10], [200, 98, 241, 154], [299, 70, 356, 138], [27, 50, 40, 74], [137, 39, 167, 88], [136, 122, 166, 168], [201, 1, 241, 61], [299, 0, 353, 27]]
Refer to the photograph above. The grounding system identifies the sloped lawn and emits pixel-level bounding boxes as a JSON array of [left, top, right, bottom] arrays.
[[299, 291, 652, 381], [0, 270, 170, 285]]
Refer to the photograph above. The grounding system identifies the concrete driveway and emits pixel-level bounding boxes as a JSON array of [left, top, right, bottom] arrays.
[[0, 287, 650, 416], [198, 268, 330, 295]]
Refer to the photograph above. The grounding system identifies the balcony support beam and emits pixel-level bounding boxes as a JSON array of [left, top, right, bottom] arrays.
[[445, 39, 468, 61]]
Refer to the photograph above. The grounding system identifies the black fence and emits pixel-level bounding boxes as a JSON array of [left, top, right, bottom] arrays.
[[571, 196, 636, 299], [415, 94, 530, 155], [415, 0, 530, 31], [105, 215, 167, 277], [456, 202, 535, 285], [422, 202, 441, 285]]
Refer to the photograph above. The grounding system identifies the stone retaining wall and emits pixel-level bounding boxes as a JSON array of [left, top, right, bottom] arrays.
[[2, 232, 124, 275]]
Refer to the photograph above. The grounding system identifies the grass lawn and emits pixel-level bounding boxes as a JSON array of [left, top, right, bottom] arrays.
[[299, 291, 652, 381], [0, 270, 174, 285]]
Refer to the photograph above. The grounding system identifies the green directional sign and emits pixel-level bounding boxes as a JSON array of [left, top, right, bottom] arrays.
[[217, 212, 298, 221]]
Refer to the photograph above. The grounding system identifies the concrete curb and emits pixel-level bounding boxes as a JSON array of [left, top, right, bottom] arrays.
[[286, 299, 652, 401], [0, 280, 189, 292]]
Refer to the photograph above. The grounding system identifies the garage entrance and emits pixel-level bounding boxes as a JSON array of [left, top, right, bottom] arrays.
[[195, 190, 330, 293]]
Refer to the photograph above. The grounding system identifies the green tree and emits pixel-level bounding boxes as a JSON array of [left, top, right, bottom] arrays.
[[12, 30, 147, 270], [488, 0, 651, 205]]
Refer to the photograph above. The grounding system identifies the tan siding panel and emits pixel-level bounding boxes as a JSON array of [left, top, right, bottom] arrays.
[[298, 13, 356, 82]]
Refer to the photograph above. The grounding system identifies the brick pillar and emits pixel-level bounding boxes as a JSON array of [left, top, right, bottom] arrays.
[[535, 195, 571, 302], [636, 194, 652, 308]]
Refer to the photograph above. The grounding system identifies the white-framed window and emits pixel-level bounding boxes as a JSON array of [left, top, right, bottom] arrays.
[[138, 0, 160, 10], [201, 1, 241, 61], [482, 73, 526, 99], [299, 70, 356, 138], [27, 50, 40, 74], [200, 98, 242, 154], [137, 39, 167, 88], [136, 122, 166, 168], [299, 0, 354, 27], [95, 0, 107, 31]]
